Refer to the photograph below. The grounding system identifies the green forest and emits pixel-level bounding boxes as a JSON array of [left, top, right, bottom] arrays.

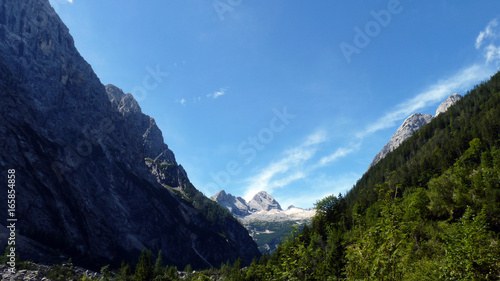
[[4, 71, 500, 280]]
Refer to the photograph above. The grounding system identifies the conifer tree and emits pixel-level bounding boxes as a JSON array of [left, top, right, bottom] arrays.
[[134, 249, 154, 281]]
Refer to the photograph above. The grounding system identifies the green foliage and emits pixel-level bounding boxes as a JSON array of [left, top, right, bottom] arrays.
[[100, 265, 112, 281], [116, 261, 132, 281], [439, 208, 500, 280], [153, 250, 164, 278], [134, 249, 154, 281], [44, 263, 79, 281]]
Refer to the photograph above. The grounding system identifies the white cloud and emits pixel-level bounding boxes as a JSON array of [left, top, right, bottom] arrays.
[[270, 171, 306, 188], [317, 145, 356, 167], [242, 133, 321, 201], [485, 44, 500, 64], [177, 98, 186, 106], [208, 88, 226, 99], [303, 130, 328, 146], [476, 19, 498, 49], [475, 19, 500, 65]]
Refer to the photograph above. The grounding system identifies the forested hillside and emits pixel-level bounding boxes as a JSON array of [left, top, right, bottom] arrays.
[[220, 71, 500, 280]]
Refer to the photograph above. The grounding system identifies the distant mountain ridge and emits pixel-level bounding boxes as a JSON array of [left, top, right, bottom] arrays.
[[211, 190, 315, 253], [370, 94, 462, 168], [211, 190, 288, 217]]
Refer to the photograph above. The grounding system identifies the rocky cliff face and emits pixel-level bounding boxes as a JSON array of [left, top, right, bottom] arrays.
[[211, 190, 250, 217], [0, 0, 259, 269], [370, 113, 433, 168], [210, 190, 283, 216], [370, 94, 462, 168], [248, 191, 283, 212], [436, 93, 462, 116]]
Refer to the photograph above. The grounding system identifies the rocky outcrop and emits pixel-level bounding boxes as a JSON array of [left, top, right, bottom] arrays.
[[248, 191, 283, 212], [436, 93, 462, 116], [211, 190, 250, 217], [370, 113, 433, 168], [370, 94, 462, 168], [0, 0, 259, 270], [210, 190, 283, 216]]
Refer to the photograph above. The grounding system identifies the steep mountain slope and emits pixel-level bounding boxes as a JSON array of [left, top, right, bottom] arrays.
[[436, 93, 462, 116], [370, 113, 433, 167], [0, 0, 259, 269], [370, 94, 462, 168]]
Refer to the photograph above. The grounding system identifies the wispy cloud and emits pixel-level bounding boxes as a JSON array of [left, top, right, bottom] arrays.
[[357, 64, 491, 139], [207, 88, 226, 99], [476, 19, 498, 49], [484, 44, 500, 64], [242, 132, 324, 201], [476, 19, 500, 64], [317, 145, 357, 167], [177, 98, 186, 106], [303, 129, 328, 146]]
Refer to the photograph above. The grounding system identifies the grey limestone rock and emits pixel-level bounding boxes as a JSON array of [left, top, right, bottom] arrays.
[[248, 191, 283, 212], [369, 93, 462, 168], [436, 93, 462, 116], [370, 113, 433, 168], [211, 190, 250, 217]]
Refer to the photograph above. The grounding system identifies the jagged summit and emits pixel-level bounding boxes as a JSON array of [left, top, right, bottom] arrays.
[[370, 113, 433, 168], [370, 94, 462, 168], [211, 190, 311, 219], [210, 190, 250, 217], [210, 190, 283, 216], [436, 93, 462, 116], [248, 191, 283, 212]]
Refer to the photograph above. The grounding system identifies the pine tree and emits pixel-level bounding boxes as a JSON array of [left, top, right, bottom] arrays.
[[153, 250, 164, 277], [134, 249, 154, 281]]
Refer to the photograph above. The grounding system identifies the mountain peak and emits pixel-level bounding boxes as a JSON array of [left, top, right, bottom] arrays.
[[211, 190, 284, 214], [248, 191, 283, 212], [436, 93, 462, 116], [370, 93, 463, 169], [210, 190, 250, 217], [370, 113, 433, 168]]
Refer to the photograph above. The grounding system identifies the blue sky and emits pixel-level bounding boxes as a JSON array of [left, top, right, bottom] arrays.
[[49, 0, 500, 208]]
